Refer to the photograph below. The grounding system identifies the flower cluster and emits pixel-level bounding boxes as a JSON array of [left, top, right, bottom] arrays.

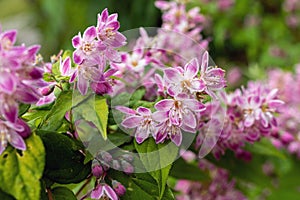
[[196, 82, 284, 159], [0, 27, 44, 154], [175, 156, 246, 200], [68, 9, 126, 95], [118, 51, 226, 146], [283, 0, 300, 28], [81, 151, 132, 200], [266, 66, 300, 158]]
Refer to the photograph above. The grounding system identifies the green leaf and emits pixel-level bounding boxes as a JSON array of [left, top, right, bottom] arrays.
[[0, 134, 45, 200], [41, 90, 73, 131], [245, 138, 286, 159], [18, 103, 30, 117], [72, 92, 109, 140], [0, 188, 15, 200], [169, 158, 210, 181], [52, 187, 77, 200], [37, 130, 91, 184], [134, 138, 178, 199], [109, 171, 175, 200]]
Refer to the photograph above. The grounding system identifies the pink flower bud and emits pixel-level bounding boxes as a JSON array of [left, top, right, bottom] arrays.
[[121, 160, 134, 174], [112, 180, 126, 196], [92, 164, 103, 178], [16, 118, 31, 138], [281, 132, 294, 144], [41, 86, 54, 96]]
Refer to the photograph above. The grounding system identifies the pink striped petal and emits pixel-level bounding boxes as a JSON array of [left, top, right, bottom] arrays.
[[121, 116, 142, 128], [83, 26, 97, 41], [2, 102, 18, 123], [184, 58, 199, 78], [9, 131, 26, 151], [104, 185, 118, 200], [152, 111, 168, 122], [108, 13, 118, 22], [72, 34, 81, 48], [60, 57, 71, 76], [77, 75, 88, 95], [115, 106, 136, 115], [155, 99, 174, 111], [100, 8, 109, 23], [73, 49, 84, 64], [183, 110, 197, 129], [2, 30, 17, 44], [137, 107, 151, 115], [171, 130, 182, 146], [0, 72, 16, 94], [183, 99, 206, 112], [69, 70, 78, 83], [91, 185, 104, 199], [201, 51, 209, 73], [164, 68, 182, 82]]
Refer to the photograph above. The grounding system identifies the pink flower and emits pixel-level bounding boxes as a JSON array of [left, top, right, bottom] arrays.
[[164, 58, 205, 96], [112, 180, 126, 196], [96, 8, 126, 48], [72, 26, 106, 65], [199, 51, 226, 98], [117, 106, 156, 144], [0, 118, 27, 155], [91, 184, 118, 200]]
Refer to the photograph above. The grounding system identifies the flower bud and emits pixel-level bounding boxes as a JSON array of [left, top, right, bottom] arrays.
[[99, 151, 113, 163], [121, 160, 134, 174], [112, 160, 121, 170], [16, 118, 31, 138], [112, 180, 126, 196], [92, 164, 103, 178], [121, 154, 134, 162], [281, 132, 294, 144], [41, 86, 55, 96]]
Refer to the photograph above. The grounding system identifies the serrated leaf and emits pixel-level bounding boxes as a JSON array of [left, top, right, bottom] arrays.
[[52, 187, 77, 200], [134, 138, 178, 199], [41, 90, 73, 130], [0, 134, 45, 200], [37, 130, 91, 184], [72, 92, 109, 140]]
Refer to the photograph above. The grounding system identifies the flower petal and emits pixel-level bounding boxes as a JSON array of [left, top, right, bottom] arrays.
[[9, 131, 26, 151], [2, 101, 18, 123], [77, 74, 89, 95], [200, 51, 209, 73], [137, 107, 151, 115], [104, 185, 118, 200], [115, 106, 136, 115], [60, 57, 71, 76], [155, 99, 174, 111], [121, 116, 142, 128], [152, 111, 169, 122], [171, 129, 182, 146], [183, 99, 206, 112], [72, 34, 81, 48], [73, 49, 84, 65], [164, 68, 182, 83], [91, 185, 104, 199], [100, 8, 109, 23], [83, 26, 97, 41], [184, 58, 199, 78], [183, 110, 197, 129], [0, 72, 16, 94]]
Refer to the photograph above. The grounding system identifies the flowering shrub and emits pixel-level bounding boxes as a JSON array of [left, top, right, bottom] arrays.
[[0, 0, 299, 200]]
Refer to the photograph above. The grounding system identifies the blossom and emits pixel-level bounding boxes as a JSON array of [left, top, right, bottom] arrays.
[[96, 8, 126, 48], [117, 106, 156, 144], [112, 180, 126, 196], [91, 184, 118, 200], [199, 51, 226, 98], [164, 58, 205, 96], [0, 118, 26, 155], [72, 26, 106, 65]]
